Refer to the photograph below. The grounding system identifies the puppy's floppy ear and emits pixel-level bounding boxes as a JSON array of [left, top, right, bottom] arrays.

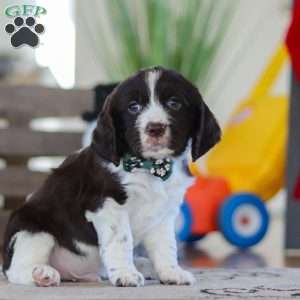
[[91, 95, 120, 165], [191, 93, 221, 162]]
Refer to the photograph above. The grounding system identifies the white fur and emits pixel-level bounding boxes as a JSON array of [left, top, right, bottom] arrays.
[[6, 231, 55, 285], [86, 200, 144, 287], [137, 70, 173, 159], [98, 151, 195, 286], [142, 214, 195, 285], [49, 241, 102, 282], [6, 231, 104, 285], [147, 69, 161, 104]]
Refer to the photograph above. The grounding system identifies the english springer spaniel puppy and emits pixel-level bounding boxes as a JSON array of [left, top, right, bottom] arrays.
[[2, 66, 221, 287]]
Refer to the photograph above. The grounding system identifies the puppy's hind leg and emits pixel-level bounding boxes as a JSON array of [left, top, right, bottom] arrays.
[[5, 231, 60, 286]]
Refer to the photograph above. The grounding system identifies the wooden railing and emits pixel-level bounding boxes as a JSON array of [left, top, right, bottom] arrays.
[[0, 85, 93, 246]]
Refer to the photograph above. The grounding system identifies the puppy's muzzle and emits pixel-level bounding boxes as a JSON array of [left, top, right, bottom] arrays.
[[145, 122, 167, 138]]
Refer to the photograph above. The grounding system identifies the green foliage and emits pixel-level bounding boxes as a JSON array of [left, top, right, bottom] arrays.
[[90, 0, 235, 92]]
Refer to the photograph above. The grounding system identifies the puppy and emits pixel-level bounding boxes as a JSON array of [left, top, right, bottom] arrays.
[[2, 66, 221, 287]]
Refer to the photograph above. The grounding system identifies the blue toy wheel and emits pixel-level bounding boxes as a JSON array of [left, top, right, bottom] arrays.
[[219, 193, 269, 248], [176, 201, 193, 241]]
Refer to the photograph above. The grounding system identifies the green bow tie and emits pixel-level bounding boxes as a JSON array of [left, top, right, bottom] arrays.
[[122, 154, 173, 181]]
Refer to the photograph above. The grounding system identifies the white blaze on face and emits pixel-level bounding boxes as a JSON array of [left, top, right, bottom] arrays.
[[136, 69, 173, 159]]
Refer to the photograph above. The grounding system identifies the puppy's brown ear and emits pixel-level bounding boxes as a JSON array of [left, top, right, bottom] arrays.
[[91, 95, 120, 165], [191, 94, 221, 162]]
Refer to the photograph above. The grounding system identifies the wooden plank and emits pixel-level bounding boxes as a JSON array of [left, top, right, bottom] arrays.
[[0, 85, 93, 123], [0, 128, 83, 157], [0, 167, 48, 197], [4, 196, 25, 210], [0, 210, 11, 248]]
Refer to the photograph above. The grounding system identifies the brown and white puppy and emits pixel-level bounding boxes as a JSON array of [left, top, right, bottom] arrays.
[[2, 66, 220, 287]]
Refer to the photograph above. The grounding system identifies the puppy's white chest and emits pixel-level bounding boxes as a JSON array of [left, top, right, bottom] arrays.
[[120, 161, 193, 244], [125, 173, 169, 240]]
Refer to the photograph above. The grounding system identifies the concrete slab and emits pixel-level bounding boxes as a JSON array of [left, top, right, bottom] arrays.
[[1, 268, 300, 299]]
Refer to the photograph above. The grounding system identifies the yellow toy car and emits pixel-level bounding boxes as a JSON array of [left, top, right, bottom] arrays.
[[176, 45, 289, 248]]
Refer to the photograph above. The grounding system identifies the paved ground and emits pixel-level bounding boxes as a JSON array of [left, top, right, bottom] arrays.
[[1, 268, 300, 299]]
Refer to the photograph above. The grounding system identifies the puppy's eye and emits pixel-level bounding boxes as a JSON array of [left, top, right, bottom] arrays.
[[128, 101, 142, 114], [166, 97, 182, 111]]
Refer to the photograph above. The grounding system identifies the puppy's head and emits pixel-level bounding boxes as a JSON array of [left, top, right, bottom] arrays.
[[92, 66, 221, 165]]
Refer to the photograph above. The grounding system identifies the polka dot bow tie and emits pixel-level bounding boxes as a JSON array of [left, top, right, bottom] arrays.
[[122, 154, 173, 181]]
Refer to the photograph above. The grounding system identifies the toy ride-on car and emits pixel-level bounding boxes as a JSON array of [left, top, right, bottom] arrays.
[[176, 46, 288, 249], [176, 176, 269, 249]]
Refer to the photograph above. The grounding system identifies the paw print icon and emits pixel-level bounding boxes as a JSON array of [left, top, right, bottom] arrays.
[[5, 16, 44, 48]]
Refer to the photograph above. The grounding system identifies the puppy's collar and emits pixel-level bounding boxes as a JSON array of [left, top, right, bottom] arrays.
[[122, 154, 173, 181]]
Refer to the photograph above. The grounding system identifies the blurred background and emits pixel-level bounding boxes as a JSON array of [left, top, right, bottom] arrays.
[[0, 0, 298, 270]]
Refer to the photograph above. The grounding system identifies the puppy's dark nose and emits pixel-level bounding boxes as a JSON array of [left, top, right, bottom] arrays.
[[145, 122, 167, 138]]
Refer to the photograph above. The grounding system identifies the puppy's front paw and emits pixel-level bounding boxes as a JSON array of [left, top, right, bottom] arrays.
[[109, 268, 144, 287], [158, 267, 195, 285], [32, 265, 61, 287]]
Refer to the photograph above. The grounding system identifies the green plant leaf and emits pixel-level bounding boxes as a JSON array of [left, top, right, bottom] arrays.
[[82, 0, 236, 94]]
